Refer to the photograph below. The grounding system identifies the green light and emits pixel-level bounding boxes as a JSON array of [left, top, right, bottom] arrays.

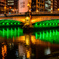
[[2, 23, 5, 25], [32, 19, 59, 28], [18, 27, 19, 37], [3, 28, 4, 37], [43, 31, 44, 39], [35, 33, 37, 39], [18, 23, 20, 25], [14, 28, 16, 38], [11, 28, 13, 38], [0, 19, 22, 26], [14, 23, 16, 25], [40, 32, 41, 39], [11, 23, 13, 25], [34, 29, 59, 44], [0, 27, 23, 39], [7, 28, 9, 39]]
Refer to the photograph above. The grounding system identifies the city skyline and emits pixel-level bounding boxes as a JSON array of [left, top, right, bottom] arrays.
[[0, 0, 59, 14]]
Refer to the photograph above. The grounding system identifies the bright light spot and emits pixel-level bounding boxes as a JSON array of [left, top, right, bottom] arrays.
[[31, 20, 36, 23], [26, 50, 30, 58], [36, 10, 39, 12], [31, 36, 36, 44], [58, 8, 59, 11], [44, 47, 51, 55]]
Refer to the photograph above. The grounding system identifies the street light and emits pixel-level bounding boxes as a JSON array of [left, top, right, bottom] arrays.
[[36, 10, 39, 12], [4, 1, 6, 16], [57, 8, 59, 11]]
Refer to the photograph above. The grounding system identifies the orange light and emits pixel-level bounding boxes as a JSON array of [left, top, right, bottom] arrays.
[[31, 20, 36, 23], [36, 10, 39, 12], [2, 45, 7, 57], [26, 50, 30, 58], [58, 8, 59, 11], [10, 7, 11, 9], [31, 36, 36, 44], [27, 4, 30, 7], [4, 6, 6, 9]]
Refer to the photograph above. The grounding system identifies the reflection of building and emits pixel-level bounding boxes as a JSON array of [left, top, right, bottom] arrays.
[[0, 0, 5, 14], [36, 0, 45, 12]]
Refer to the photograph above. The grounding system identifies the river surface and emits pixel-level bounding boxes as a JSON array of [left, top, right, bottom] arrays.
[[0, 27, 59, 59]]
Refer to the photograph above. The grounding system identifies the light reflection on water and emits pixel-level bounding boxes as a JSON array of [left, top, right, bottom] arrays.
[[0, 27, 59, 59]]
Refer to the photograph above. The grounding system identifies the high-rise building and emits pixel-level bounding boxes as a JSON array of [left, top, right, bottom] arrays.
[[0, 0, 5, 14], [6, 0, 18, 12], [6, 0, 14, 11], [36, 0, 45, 12], [57, 0, 59, 9], [53, 0, 57, 11], [32, 0, 59, 12], [45, 0, 53, 12], [31, 0, 36, 12]]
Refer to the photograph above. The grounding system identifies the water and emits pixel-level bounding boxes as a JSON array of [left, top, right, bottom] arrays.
[[0, 27, 59, 59]]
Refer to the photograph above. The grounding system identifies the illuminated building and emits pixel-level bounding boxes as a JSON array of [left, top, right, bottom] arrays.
[[45, 0, 59, 11], [36, 0, 45, 12], [45, 0, 53, 12], [53, 0, 58, 11], [0, 0, 5, 14], [32, 0, 36, 12], [6, 0, 18, 12]]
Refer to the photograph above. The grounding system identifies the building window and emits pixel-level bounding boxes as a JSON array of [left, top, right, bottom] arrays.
[[8, 3, 14, 5], [38, 3, 39, 6], [38, 0, 39, 2]]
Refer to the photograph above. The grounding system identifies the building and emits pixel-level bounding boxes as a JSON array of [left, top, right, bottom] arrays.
[[44, 0, 53, 12], [0, 0, 5, 14], [31, 0, 36, 12], [36, 0, 45, 12], [53, 0, 58, 11], [32, 0, 59, 12], [6, 0, 18, 13], [57, 0, 59, 9]]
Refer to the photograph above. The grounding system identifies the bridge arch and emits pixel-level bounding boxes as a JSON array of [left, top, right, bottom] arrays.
[[32, 19, 59, 28], [0, 19, 23, 27]]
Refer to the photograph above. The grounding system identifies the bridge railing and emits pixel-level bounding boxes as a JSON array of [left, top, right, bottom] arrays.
[[32, 11, 59, 15], [0, 11, 59, 17], [6, 12, 25, 16], [0, 14, 5, 17]]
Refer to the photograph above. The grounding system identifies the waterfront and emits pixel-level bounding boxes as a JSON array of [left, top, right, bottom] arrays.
[[0, 27, 59, 59]]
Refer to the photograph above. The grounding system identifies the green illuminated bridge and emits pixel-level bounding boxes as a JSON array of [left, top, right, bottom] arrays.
[[32, 19, 59, 28], [0, 19, 59, 29], [0, 19, 23, 27]]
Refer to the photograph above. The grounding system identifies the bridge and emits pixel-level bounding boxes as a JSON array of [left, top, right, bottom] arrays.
[[0, 20, 23, 27], [32, 19, 59, 28], [0, 12, 59, 24]]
